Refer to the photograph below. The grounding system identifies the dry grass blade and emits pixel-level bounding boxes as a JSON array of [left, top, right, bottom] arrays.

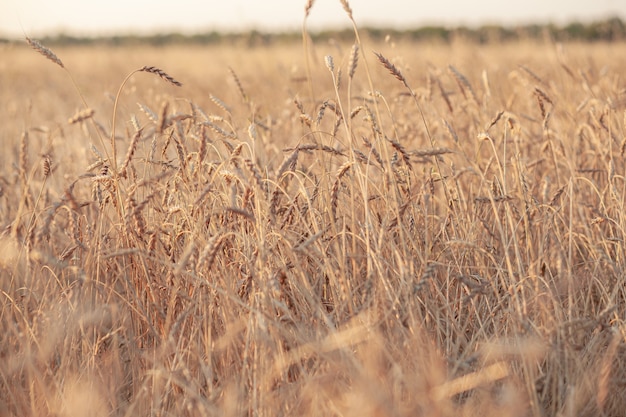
[[26, 37, 64, 68], [139, 65, 182, 87]]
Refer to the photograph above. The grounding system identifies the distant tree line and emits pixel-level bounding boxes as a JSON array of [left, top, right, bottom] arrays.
[[3, 17, 624, 46]]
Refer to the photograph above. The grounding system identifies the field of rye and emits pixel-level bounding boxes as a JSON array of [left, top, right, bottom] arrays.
[[2, 5, 626, 417]]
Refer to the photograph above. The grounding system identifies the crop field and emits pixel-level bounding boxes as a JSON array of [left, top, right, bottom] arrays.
[[1, 9, 626, 417]]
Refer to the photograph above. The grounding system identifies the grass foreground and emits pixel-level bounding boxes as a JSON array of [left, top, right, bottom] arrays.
[[1, 11, 626, 417]]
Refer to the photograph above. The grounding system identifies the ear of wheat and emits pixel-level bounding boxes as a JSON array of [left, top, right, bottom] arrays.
[[139, 66, 183, 87], [26, 37, 64, 68]]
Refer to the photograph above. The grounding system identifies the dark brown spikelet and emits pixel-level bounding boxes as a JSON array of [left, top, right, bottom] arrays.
[[26, 37, 64, 68], [374, 52, 406, 84], [139, 66, 182, 87]]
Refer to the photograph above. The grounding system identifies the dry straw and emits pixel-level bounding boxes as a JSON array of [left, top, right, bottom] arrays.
[[14, 10, 626, 416]]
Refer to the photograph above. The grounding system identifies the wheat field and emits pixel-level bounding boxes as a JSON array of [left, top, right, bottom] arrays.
[[1, 7, 626, 417]]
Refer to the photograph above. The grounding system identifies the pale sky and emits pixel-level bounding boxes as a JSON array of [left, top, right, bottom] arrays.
[[2, 0, 625, 38]]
